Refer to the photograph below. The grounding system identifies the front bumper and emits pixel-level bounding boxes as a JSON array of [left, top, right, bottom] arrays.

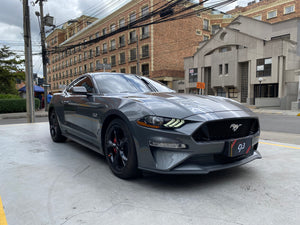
[[131, 118, 261, 174]]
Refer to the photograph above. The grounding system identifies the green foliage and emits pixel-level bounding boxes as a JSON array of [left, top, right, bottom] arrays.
[[0, 98, 40, 113], [0, 45, 25, 95], [0, 94, 21, 99]]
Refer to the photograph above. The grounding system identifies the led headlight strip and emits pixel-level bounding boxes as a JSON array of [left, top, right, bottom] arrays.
[[164, 119, 185, 128]]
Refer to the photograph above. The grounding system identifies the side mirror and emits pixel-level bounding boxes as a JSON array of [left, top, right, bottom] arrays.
[[71, 86, 87, 95]]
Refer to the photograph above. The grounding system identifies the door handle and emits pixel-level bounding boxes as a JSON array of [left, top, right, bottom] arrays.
[[62, 100, 70, 104]]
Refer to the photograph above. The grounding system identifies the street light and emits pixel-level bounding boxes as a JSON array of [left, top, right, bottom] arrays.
[[258, 77, 263, 98]]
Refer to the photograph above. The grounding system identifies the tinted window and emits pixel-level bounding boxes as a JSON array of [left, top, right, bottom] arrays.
[[95, 74, 150, 94], [68, 76, 95, 93], [142, 77, 175, 93], [94, 74, 174, 94]]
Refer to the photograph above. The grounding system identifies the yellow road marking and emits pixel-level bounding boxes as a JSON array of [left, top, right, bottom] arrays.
[[0, 196, 8, 225], [259, 141, 300, 150]]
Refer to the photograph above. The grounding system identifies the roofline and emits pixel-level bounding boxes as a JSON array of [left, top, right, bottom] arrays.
[[60, 0, 144, 46]]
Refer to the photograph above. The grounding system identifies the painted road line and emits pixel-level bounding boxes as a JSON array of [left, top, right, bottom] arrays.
[[259, 141, 300, 150], [0, 196, 8, 225]]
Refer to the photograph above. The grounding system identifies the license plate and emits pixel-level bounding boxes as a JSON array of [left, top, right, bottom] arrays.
[[229, 138, 252, 157]]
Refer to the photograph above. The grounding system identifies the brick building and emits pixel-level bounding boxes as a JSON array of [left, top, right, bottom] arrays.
[[227, 0, 299, 23], [46, 0, 233, 92]]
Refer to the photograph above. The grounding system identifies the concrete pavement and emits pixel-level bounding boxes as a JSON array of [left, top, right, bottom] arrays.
[[0, 122, 300, 225]]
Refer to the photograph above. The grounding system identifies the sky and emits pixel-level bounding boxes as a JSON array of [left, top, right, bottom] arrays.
[[0, 0, 251, 77]]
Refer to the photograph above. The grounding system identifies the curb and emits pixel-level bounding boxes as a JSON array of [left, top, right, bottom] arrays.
[[0, 112, 48, 120]]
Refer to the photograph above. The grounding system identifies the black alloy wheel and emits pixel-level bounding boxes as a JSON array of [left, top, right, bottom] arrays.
[[105, 119, 139, 179], [49, 109, 67, 142]]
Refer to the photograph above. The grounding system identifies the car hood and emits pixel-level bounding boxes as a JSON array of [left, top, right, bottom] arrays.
[[123, 92, 253, 119]]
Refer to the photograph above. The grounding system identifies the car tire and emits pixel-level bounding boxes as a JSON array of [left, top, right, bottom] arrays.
[[49, 109, 67, 143], [104, 118, 139, 179]]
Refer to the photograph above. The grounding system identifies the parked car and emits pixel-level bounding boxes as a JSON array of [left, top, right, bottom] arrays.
[[48, 72, 261, 179]]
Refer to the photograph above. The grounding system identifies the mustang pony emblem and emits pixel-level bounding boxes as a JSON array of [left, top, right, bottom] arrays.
[[230, 124, 242, 132]]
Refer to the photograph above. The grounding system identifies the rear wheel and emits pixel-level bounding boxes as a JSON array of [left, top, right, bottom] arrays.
[[49, 109, 67, 142], [104, 119, 139, 179]]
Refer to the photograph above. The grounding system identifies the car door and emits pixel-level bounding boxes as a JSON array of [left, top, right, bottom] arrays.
[[63, 76, 106, 146]]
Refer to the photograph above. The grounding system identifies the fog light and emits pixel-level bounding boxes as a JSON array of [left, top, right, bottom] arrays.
[[149, 140, 187, 149]]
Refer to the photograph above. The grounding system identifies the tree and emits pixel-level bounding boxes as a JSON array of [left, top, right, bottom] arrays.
[[0, 45, 25, 94]]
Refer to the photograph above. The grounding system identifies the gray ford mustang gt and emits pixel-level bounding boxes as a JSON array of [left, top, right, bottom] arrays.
[[48, 72, 261, 179]]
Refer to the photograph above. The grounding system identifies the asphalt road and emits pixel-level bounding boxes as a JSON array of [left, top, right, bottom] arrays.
[[0, 122, 300, 225]]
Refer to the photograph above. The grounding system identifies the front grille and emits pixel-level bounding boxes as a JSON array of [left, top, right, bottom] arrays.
[[192, 118, 259, 142]]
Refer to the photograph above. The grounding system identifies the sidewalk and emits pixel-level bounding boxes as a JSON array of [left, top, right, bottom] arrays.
[[0, 110, 48, 120], [251, 108, 300, 116]]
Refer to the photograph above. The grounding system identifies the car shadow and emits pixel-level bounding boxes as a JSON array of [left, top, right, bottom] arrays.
[[64, 139, 259, 190]]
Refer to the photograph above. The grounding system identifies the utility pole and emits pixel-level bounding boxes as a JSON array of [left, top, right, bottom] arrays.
[[23, 0, 35, 123], [136, 35, 140, 75], [36, 0, 48, 111]]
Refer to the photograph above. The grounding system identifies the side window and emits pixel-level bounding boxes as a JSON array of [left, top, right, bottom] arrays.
[[68, 77, 95, 93]]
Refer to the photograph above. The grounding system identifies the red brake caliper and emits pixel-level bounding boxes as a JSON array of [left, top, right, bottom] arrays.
[[113, 136, 117, 153]]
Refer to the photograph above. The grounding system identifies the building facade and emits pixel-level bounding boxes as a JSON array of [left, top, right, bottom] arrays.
[[227, 0, 300, 23], [184, 16, 300, 110], [45, 0, 234, 92]]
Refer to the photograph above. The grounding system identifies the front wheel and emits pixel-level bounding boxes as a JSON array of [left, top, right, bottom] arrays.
[[104, 119, 139, 179], [49, 109, 67, 142]]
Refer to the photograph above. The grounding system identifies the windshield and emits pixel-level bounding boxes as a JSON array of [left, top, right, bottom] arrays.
[[94, 74, 174, 94]]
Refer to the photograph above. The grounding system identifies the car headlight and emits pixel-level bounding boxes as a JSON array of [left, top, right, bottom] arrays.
[[137, 116, 185, 129]]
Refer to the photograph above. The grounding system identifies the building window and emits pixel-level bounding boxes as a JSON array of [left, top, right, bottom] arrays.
[[216, 87, 226, 97], [111, 55, 116, 67], [103, 58, 108, 64], [141, 45, 149, 58], [102, 43, 107, 53], [119, 52, 125, 65], [96, 60, 101, 70], [130, 48, 136, 61], [89, 49, 93, 58], [228, 87, 238, 98], [119, 35, 125, 48], [129, 30, 136, 44], [74, 68, 78, 75], [120, 68, 126, 73], [79, 66, 82, 74], [110, 39, 116, 51], [90, 62, 94, 72], [189, 68, 198, 83], [130, 12, 136, 24], [142, 5, 149, 17], [219, 64, 223, 75], [284, 5, 295, 14], [212, 24, 220, 34], [254, 83, 278, 98], [84, 51, 87, 60], [256, 58, 272, 77], [203, 19, 209, 30], [110, 24, 116, 32], [95, 46, 100, 56], [225, 64, 228, 74], [141, 64, 149, 76], [141, 26, 149, 39], [79, 54, 82, 62], [119, 18, 125, 28], [253, 15, 262, 20], [102, 28, 107, 36], [84, 64, 87, 73], [130, 66, 137, 74], [74, 56, 77, 64], [203, 35, 209, 41], [267, 10, 277, 19], [70, 69, 73, 77], [95, 32, 100, 38]]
